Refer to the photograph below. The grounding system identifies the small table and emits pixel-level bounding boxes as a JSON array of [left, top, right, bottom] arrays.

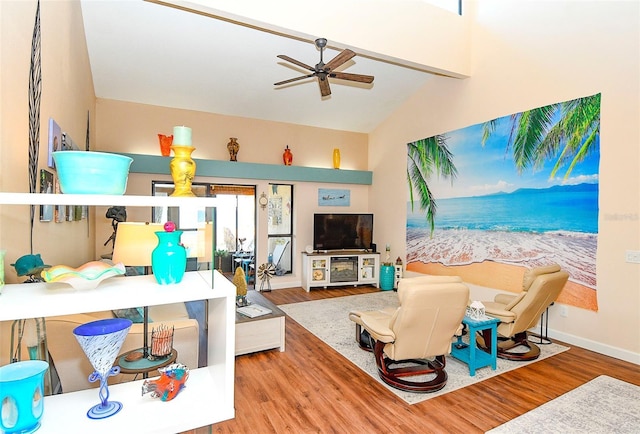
[[235, 290, 286, 356], [116, 348, 178, 379], [450, 315, 500, 376]]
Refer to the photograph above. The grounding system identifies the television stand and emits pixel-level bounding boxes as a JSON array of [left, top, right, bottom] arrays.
[[301, 251, 380, 292]]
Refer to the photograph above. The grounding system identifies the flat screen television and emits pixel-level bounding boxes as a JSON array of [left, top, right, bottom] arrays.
[[313, 213, 374, 251]]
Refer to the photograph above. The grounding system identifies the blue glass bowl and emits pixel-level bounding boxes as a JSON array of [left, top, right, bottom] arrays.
[[52, 151, 133, 195]]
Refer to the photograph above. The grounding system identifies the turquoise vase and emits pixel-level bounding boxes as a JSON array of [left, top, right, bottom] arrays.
[[151, 231, 187, 285], [0, 360, 49, 433], [380, 265, 395, 291]]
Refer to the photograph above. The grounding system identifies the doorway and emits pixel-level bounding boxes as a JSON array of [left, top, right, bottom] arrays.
[[151, 181, 256, 278]]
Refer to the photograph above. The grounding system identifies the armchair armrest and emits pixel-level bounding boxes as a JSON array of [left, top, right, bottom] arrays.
[[494, 293, 517, 305], [483, 301, 517, 324], [360, 311, 395, 344]]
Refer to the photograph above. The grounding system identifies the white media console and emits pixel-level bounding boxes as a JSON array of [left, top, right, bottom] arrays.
[[301, 251, 380, 291]]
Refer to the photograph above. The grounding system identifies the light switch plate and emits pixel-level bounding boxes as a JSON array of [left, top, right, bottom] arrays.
[[625, 250, 640, 263]]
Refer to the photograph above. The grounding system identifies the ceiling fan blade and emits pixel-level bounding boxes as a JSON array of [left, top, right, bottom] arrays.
[[318, 77, 331, 97], [277, 55, 315, 72], [329, 71, 375, 84], [274, 74, 315, 86], [324, 49, 356, 71]]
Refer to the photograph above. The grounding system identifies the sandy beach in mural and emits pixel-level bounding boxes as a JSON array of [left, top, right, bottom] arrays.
[[406, 228, 598, 311]]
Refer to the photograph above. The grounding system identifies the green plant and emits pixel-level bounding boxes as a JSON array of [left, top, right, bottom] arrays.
[[215, 249, 229, 270]]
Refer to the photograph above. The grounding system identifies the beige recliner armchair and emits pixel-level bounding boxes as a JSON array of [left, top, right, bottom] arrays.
[[349, 275, 469, 392], [477, 264, 569, 361]]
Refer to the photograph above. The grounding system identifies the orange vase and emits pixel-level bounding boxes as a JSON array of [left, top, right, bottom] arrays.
[[158, 134, 173, 157], [283, 146, 293, 165]]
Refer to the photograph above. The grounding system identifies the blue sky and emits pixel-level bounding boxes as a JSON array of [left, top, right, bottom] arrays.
[[414, 108, 600, 200]]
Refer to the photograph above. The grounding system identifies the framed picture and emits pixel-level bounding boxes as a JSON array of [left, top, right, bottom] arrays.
[[47, 118, 62, 168], [318, 188, 350, 206], [39, 169, 54, 221]]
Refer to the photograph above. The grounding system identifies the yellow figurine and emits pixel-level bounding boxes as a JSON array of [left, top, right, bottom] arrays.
[[233, 267, 248, 298]]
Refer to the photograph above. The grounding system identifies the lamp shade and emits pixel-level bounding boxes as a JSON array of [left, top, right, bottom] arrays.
[[197, 222, 214, 263], [112, 222, 164, 267]]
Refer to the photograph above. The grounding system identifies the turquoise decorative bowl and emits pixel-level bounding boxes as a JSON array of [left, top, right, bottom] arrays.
[[52, 151, 133, 195]]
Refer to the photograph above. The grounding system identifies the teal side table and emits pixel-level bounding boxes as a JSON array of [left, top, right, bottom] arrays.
[[450, 315, 501, 376]]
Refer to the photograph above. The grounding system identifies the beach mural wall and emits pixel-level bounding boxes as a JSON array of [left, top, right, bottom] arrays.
[[406, 93, 600, 311]]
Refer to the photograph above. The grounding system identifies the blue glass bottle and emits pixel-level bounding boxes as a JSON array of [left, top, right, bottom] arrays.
[[151, 230, 187, 285]]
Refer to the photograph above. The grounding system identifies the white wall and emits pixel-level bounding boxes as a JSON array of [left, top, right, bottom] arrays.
[[370, 0, 640, 363]]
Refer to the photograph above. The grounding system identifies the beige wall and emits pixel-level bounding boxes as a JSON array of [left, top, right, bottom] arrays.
[[370, 0, 640, 363], [0, 0, 96, 282], [94, 99, 370, 287]]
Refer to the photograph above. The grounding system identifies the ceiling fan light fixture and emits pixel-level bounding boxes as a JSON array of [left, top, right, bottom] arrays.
[[274, 38, 374, 98]]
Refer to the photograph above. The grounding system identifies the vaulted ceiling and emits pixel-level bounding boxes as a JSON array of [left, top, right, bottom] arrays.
[[81, 0, 444, 133]]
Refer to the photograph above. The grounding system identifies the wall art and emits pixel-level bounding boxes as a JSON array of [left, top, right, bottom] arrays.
[[39, 169, 53, 222], [318, 188, 350, 207], [47, 118, 62, 168], [406, 93, 600, 311]]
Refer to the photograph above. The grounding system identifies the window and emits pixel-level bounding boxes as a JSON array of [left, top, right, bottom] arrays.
[[268, 184, 293, 274], [152, 181, 256, 273]]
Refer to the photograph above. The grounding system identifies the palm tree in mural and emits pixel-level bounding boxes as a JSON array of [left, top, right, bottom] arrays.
[[407, 135, 458, 236], [482, 93, 600, 178]]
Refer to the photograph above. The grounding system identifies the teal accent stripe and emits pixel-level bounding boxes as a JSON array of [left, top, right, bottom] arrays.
[[117, 153, 372, 185]]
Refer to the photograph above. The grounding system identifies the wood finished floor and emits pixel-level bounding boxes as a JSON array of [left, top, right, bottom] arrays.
[[182, 286, 640, 434]]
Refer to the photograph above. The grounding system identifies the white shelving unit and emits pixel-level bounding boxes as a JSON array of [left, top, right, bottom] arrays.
[[0, 192, 235, 433], [301, 251, 380, 291]]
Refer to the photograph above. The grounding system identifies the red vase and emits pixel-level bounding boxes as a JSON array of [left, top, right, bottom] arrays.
[[283, 145, 293, 165], [158, 134, 173, 157]]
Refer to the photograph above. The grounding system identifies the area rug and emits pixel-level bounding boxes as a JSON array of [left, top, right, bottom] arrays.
[[279, 291, 569, 405], [487, 375, 640, 433]]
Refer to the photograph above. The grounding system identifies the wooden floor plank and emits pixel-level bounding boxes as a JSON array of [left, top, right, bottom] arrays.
[[182, 286, 640, 434]]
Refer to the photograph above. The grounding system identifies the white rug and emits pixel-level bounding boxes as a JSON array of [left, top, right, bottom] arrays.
[[487, 375, 640, 433], [280, 291, 569, 405]]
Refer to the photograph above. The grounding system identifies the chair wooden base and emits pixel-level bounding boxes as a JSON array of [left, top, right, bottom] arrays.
[[354, 323, 374, 352], [373, 341, 448, 393], [477, 330, 541, 361]]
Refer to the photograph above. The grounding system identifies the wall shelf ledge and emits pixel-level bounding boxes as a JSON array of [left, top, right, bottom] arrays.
[[116, 153, 373, 185]]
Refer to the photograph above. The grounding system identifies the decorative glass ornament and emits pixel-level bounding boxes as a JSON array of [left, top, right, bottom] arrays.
[[158, 134, 173, 157], [283, 145, 293, 165], [0, 360, 49, 433], [332, 148, 341, 169], [73, 318, 132, 419], [151, 230, 187, 285]]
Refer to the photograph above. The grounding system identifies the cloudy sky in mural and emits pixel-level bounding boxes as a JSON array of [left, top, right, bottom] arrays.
[[422, 116, 599, 200]]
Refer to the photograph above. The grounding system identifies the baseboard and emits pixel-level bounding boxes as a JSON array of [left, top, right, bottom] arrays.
[[546, 328, 640, 365]]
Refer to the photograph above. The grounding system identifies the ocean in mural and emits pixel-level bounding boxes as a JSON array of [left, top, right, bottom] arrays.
[[407, 183, 598, 288]]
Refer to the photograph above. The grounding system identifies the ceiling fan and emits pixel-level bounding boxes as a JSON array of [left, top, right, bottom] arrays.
[[274, 38, 374, 97]]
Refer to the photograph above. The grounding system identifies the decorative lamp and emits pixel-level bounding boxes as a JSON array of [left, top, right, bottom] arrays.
[[467, 301, 486, 320], [112, 222, 163, 359], [197, 222, 213, 266]]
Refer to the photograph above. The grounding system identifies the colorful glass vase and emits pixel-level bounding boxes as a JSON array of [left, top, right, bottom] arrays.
[[0, 360, 49, 433], [169, 145, 196, 197], [380, 265, 395, 291], [73, 318, 132, 419], [151, 230, 187, 285], [158, 134, 173, 157], [283, 145, 293, 165], [333, 148, 341, 169]]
